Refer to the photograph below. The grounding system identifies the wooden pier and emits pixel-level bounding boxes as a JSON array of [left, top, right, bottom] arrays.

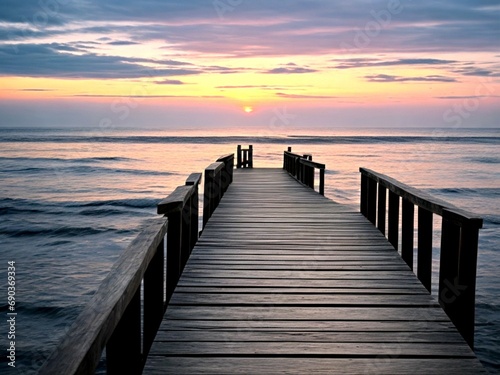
[[40, 146, 485, 374]]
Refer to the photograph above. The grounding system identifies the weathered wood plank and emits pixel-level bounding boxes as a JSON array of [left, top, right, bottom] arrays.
[[144, 358, 487, 374]]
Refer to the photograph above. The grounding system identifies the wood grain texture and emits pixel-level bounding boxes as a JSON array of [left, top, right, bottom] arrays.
[[143, 168, 485, 374]]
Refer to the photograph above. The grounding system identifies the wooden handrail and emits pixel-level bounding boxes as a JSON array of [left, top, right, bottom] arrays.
[[359, 167, 483, 348], [283, 147, 325, 195], [39, 173, 203, 375]]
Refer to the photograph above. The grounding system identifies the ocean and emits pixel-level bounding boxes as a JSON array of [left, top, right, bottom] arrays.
[[0, 127, 499, 373]]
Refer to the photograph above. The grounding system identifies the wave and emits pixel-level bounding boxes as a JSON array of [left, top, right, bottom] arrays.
[[74, 198, 158, 209], [428, 187, 500, 197], [1, 134, 499, 145], [467, 156, 500, 164], [0, 197, 158, 217], [0, 225, 134, 238], [1, 164, 174, 176], [0, 156, 136, 163]]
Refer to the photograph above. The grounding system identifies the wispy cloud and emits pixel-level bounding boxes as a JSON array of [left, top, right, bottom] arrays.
[[0, 44, 227, 79], [365, 74, 458, 83], [332, 58, 457, 69], [154, 79, 186, 85], [276, 92, 338, 99], [72, 94, 225, 99], [436, 95, 500, 99], [265, 63, 317, 74], [107, 40, 140, 46], [18, 88, 55, 92]]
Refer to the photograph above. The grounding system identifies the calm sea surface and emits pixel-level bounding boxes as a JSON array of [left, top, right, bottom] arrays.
[[0, 127, 499, 373]]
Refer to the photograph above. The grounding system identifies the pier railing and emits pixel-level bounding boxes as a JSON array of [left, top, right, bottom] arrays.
[[236, 144, 253, 168], [203, 153, 234, 228], [359, 167, 483, 348], [283, 147, 325, 195], [39, 153, 234, 375]]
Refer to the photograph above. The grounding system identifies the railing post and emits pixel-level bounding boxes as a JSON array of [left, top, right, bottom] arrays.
[[185, 173, 202, 254], [377, 184, 386, 234], [439, 210, 461, 338], [367, 177, 377, 225], [319, 168, 325, 196], [249, 145, 253, 168], [417, 207, 433, 292], [143, 238, 165, 357], [237, 145, 242, 169], [360, 173, 368, 216], [158, 185, 196, 303], [388, 190, 399, 250], [203, 162, 224, 228], [217, 154, 234, 194], [401, 198, 415, 270], [166, 208, 182, 303], [107, 289, 141, 375], [181, 201, 191, 270], [456, 221, 480, 348]]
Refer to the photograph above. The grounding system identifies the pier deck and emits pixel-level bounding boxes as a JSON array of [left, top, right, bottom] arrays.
[[143, 168, 485, 374]]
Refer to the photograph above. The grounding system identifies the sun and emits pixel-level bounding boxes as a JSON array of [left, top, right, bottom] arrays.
[[244, 106, 253, 113]]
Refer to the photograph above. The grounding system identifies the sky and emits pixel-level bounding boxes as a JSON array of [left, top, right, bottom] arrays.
[[0, 0, 499, 130]]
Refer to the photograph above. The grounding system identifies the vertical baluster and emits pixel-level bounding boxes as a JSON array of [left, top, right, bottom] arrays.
[[143, 239, 164, 357], [249, 145, 253, 168], [107, 289, 141, 375], [360, 173, 368, 217], [439, 210, 461, 335], [417, 207, 433, 292], [456, 221, 480, 348], [319, 168, 325, 196], [237, 145, 242, 168], [180, 200, 191, 270], [388, 191, 399, 250], [367, 178, 377, 225], [377, 185, 386, 234], [401, 198, 415, 270], [166, 209, 182, 303]]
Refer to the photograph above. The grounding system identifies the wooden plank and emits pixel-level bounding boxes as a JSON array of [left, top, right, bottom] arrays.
[[157, 319, 457, 332], [145, 358, 487, 374], [149, 341, 475, 357], [168, 293, 439, 307]]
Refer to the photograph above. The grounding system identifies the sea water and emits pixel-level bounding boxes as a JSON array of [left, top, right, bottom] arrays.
[[0, 127, 499, 373]]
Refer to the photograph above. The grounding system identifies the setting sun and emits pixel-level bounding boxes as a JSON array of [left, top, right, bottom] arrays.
[[244, 106, 253, 113]]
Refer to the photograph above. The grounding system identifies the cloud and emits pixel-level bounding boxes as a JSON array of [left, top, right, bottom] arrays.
[[452, 66, 500, 77], [107, 40, 140, 46], [436, 95, 500, 99], [365, 74, 458, 83], [265, 64, 317, 74], [18, 88, 55, 91], [216, 85, 310, 90], [276, 92, 338, 99], [155, 79, 185, 85], [332, 58, 457, 69], [71, 94, 225, 99], [0, 44, 202, 79]]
